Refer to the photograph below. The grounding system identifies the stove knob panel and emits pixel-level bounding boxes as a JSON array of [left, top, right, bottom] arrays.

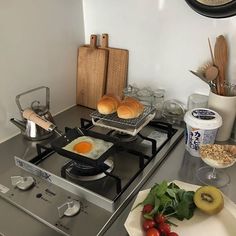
[[11, 176, 35, 190], [57, 200, 81, 218]]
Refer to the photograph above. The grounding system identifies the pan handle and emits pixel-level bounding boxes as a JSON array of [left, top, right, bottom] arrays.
[[23, 108, 56, 132]]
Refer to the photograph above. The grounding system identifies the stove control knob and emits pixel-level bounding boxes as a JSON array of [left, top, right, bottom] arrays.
[[57, 200, 81, 218], [11, 176, 35, 190]]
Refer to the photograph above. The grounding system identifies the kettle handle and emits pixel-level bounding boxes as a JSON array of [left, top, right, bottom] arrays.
[[16, 86, 50, 113], [22, 108, 56, 132]]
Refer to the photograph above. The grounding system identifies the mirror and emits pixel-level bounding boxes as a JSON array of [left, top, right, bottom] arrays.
[[185, 0, 236, 18]]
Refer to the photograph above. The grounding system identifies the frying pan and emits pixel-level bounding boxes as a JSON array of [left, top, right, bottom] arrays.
[[23, 109, 118, 167]]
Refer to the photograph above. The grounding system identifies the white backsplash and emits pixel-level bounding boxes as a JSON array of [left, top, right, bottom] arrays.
[[1, 0, 236, 142], [83, 0, 236, 103]]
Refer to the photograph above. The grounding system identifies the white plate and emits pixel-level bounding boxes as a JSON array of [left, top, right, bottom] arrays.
[[124, 180, 236, 236]]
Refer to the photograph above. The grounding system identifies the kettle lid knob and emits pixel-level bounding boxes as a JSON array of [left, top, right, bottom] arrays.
[[31, 100, 48, 116]]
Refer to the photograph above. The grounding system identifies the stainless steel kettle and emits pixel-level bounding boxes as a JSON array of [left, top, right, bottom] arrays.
[[10, 86, 54, 141]]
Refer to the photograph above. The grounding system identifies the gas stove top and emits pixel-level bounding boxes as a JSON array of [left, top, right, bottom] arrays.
[[0, 118, 184, 236]]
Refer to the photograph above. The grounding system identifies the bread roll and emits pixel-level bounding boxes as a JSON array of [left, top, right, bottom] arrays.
[[97, 94, 120, 115], [117, 97, 144, 119]]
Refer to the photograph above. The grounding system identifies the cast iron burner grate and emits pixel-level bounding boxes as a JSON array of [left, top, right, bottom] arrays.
[[107, 131, 138, 142], [28, 118, 177, 197], [62, 159, 114, 181]]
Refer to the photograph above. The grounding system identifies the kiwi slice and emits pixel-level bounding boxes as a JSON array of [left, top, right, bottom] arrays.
[[194, 186, 224, 215]]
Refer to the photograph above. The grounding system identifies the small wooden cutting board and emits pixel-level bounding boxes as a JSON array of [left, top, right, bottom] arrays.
[[100, 34, 129, 98], [77, 35, 108, 109]]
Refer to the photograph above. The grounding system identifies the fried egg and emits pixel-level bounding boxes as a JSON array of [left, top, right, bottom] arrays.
[[63, 136, 113, 160]]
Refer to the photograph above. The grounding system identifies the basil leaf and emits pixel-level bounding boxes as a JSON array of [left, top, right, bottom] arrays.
[[166, 188, 177, 200], [182, 191, 195, 203], [168, 182, 180, 189], [142, 192, 155, 206], [134, 181, 196, 221], [159, 194, 172, 206], [175, 200, 190, 220], [150, 196, 161, 215], [153, 180, 168, 197], [176, 189, 185, 201], [175, 197, 196, 220]]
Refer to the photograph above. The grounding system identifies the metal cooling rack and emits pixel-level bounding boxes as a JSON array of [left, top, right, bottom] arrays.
[[90, 106, 155, 127], [90, 106, 156, 136]]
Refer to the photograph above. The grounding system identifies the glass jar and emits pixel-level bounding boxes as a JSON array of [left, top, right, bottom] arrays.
[[187, 93, 208, 110], [136, 88, 154, 106], [123, 85, 139, 98], [153, 89, 165, 119], [162, 99, 185, 124]]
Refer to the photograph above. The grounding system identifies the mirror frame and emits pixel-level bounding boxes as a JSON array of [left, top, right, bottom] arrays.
[[185, 0, 236, 18]]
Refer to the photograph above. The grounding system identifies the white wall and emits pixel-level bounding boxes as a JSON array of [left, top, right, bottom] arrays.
[[83, 0, 236, 102], [0, 0, 84, 142], [1, 0, 236, 143]]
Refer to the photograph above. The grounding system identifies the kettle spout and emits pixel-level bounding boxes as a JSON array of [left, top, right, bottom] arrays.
[[10, 118, 26, 132]]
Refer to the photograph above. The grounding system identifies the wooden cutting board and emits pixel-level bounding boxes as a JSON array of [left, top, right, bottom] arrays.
[[100, 34, 129, 98], [76, 35, 108, 109]]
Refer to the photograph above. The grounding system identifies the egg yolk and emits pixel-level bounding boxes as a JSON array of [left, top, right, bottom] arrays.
[[73, 141, 93, 154]]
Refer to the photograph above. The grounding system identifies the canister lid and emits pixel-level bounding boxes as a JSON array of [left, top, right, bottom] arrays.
[[184, 108, 222, 130]]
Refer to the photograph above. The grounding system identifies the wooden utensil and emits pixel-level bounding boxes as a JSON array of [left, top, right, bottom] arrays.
[[214, 35, 228, 95], [198, 62, 218, 82], [205, 65, 219, 82], [208, 38, 215, 64], [100, 34, 129, 98], [77, 35, 108, 109], [206, 39, 219, 83]]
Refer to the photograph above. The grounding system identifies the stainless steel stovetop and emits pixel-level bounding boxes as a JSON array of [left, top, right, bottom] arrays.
[[0, 118, 184, 236]]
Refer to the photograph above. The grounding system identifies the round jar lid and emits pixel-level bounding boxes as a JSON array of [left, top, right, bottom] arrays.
[[184, 108, 222, 130]]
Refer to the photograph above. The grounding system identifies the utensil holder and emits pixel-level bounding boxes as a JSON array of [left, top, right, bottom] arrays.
[[208, 91, 236, 141]]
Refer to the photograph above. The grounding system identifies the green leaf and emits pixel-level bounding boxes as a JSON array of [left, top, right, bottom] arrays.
[[151, 196, 161, 215], [168, 182, 180, 189], [175, 200, 190, 220], [176, 189, 185, 201], [166, 188, 177, 199], [142, 192, 155, 206], [159, 194, 172, 206], [134, 181, 196, 222], [182, 191, 195, 203], [153, 180, 168, 197], [175, 197, 195, 220], [143, 213, 154, 220], [163, 205, 176, 215]]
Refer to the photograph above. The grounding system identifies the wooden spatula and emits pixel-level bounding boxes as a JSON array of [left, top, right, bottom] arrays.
[[214, 35, 228, 95]]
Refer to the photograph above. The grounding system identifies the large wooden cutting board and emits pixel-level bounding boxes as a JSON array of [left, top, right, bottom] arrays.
[[100, 34, 129, 98], [77, 35, 108, 109]]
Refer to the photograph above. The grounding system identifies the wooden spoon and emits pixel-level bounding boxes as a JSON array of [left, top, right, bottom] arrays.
[[206, 38, 219, 89], [214, 35, 228, 95], [205, 65, 219, 82], [198, 62, 219, 82]]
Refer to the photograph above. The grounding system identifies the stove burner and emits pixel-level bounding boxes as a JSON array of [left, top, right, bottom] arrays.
[[109, 131, 138, 142], [64, 159, 114, 181]]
